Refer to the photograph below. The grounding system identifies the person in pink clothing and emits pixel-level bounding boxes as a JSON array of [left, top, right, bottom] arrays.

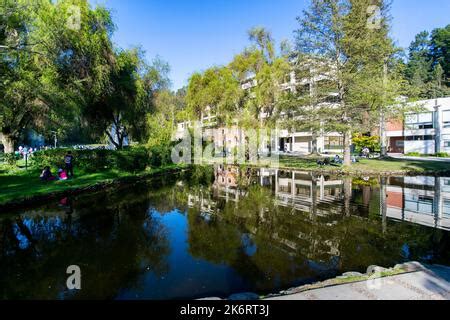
[[58, 169, 68, 181]]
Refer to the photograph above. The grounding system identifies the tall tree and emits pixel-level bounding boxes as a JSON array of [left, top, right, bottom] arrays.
[[85, 50, 170, 149], [294, 0, 403, 165], [186, 66, 242, 126], [405, 26, 450, 98], [431, 24, 450, 81], [405, 31, 432, 88], [0, 0, 114, 152], [0, 0, 68, 152]]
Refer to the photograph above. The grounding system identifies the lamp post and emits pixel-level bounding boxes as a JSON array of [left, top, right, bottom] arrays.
[[51, 131, 57, 149], [380, 59, 388, 158]]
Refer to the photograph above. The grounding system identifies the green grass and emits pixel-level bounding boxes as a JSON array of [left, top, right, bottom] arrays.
[[279, 156, 450, 175], [0, 164, 181, 205]]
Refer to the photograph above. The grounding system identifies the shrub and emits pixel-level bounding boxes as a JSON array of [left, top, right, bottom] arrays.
[[435, 152, 450, 158], [113, 147, 150, 172], [148, 144, 173, 167], [352, 134, 381, 153], [406, 152, 421, 157], [32, 146, 170, 174], [4, 153, 18, 166]]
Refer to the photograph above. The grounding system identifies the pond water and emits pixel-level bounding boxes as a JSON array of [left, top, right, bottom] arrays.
[[1, 166, 450, 300]]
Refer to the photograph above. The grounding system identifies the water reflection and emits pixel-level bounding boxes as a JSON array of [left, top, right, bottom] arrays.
[[211, 165, 450, 230], [0, 167, 449, 300]]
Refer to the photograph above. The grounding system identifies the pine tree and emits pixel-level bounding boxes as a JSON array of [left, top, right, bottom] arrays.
[[293, 0, 404, 165]]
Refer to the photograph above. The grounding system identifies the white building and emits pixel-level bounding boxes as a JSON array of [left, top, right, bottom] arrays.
[[175, 64, 346, 155], [387, 97, 450, 155]]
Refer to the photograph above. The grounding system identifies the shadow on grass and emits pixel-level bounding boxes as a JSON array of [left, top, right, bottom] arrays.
[[279, 156, 450, 174], [0, 169, 123, 204]]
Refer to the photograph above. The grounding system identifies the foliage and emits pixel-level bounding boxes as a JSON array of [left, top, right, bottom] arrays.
[[291, 0, 407, 165], [405, 152, 421, 157], [352, 134, 381, 153], [435, 152, 450, 158], [405, 25, 450, 98], [0, 0, 171, 152], [1, 0, 63, 152], [4, 153, 18, 166], [31, 147, 163, 173], [186, 67, 243, 125], [148, 144, 173, 167]]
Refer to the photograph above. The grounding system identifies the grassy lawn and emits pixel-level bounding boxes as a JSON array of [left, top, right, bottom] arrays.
[[279, 156, 450, 175], [0, 164, 181, 206]]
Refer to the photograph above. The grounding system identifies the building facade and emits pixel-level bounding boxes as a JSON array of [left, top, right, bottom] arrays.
[[387, 97, 450, 155], [175, 67, 346, 155]]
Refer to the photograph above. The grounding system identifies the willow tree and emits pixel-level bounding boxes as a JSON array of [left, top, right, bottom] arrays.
[[186, 66, 243, 125], [0, 0, 114, 152], [0, 0, 53, 152], [231, 28, 291, 129]]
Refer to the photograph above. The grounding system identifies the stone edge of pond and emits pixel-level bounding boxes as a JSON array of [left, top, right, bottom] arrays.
[[0, 166, 188, 212], [198, 262, 430, 301]]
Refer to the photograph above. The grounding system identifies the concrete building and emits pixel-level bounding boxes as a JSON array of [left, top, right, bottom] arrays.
[[175, 65, 346, 155], [387, 97, 450, 155]]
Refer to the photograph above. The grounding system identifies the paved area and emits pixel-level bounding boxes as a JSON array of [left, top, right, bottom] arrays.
[[266, 265, 450, 300], [389, 153, 450, 163]]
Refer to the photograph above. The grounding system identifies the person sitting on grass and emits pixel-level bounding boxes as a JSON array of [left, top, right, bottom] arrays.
[[58, 168, 68, 181], [333, 155, 343, 165], [40, 166, 56, 181]]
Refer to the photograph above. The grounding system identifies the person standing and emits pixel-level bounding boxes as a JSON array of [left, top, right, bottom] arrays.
[[64, 151, 74, 178]]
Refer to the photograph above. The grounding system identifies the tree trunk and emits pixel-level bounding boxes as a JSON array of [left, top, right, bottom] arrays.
[[311, 173, 318, 218], [0, 133, 15, 153], [105, 130, 120, 150], [343, 130, 352, 166], [311, 131, 320, 155], [116, 130, 124, 150], [343, 177, 352, 217]]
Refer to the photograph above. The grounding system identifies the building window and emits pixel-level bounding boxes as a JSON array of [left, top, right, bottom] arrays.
[[443, 111, 450, 128], [325, 137, 344, 150], [405, 135, 434, 141], [406, 112, 434, 130]]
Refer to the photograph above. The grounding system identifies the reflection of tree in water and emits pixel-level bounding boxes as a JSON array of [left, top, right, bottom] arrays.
[[1, 167, 449, 299], [0, 188, 171, 300], [185, 171, 450, 293]]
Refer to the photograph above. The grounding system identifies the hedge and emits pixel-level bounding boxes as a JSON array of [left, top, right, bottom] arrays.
[[31, 146, 173, 173]]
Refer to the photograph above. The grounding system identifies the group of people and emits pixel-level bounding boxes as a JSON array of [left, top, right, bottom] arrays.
[[317, 154, 360, 166], [40, 151, 75, 182], [17, 146, 35, 160]]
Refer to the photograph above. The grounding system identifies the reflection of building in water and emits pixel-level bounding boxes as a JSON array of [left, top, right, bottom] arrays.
[[189, 165, 450, 231], [211, 165, 345, 215], [214, 164, 239, 188], [270, 169, 343, 214], [386, 176, 450, 230], [188, 192, 216, 218]]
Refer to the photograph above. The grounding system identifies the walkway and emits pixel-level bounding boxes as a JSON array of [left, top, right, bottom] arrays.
[[266, 264, 450, 300], [389, 153, 450, 163]]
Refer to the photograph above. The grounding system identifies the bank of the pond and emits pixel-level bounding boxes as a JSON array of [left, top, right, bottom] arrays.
[[200, 262, 450, 300], [0, 165, 186, 211], [277, 156, 450, 177]]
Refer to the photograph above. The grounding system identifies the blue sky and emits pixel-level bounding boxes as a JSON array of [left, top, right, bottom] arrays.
[[90, 0, 450, 90]]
